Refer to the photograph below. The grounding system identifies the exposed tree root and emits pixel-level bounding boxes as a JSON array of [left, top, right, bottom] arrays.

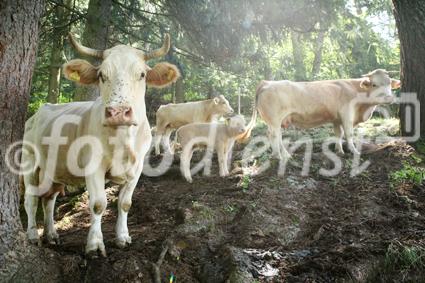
[[150, 239, 172, 283]]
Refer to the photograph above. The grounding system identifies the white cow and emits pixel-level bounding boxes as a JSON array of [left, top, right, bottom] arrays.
[[21, 33, 180, 256], [153, 95, 234, 155], [240, 69, 401, 159], [173, 115, 246, 183]]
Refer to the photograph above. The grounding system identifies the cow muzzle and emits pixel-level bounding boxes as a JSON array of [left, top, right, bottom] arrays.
[[383, 95, 395, 104], [104, 106, 137, 127]]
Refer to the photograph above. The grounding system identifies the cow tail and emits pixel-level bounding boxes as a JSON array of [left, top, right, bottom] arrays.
[[236, 80, 266, 143]]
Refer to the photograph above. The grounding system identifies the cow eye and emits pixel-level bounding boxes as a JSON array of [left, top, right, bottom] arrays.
[[372, 84, 378, 87], [140, 72, 145, 80]]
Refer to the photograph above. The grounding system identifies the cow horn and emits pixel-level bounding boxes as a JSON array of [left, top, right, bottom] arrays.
[[144, 34, 170, 61], [68, 33, 104, 59]]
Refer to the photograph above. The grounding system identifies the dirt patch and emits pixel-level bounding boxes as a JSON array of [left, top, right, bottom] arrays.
[[17, 138, 425, 282]]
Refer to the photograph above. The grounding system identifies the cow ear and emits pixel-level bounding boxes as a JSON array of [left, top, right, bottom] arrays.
[[213, 97, 219, 104], [360, 78, 372, 89], [146, 62, 180, 88], [63, 59, 98, 85], [391, 79, 401, 89]]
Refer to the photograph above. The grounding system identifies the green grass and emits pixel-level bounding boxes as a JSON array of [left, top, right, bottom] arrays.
[[239, 174, 251, 191], [389, 163, 425, 188], [367, 241, 425, 282], [384, 242, 425, 273]]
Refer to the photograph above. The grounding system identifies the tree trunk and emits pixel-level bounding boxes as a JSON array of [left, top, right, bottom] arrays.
[[174, 78, 184, 103], [393, 0, 425, 140], [0, 0, 43, 261], [46, 0, 72, 104], [311, 31, 325, 79], [264, 59, 272, 80], [74, 0, 112, 101], [291, 31, 306, 81], [207, 84, 217, 99]]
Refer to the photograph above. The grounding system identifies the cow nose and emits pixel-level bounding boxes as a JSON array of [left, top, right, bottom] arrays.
[[104, 106, 135, 126], [229, 109, 234, 113], [123, 107, 132, 118], [105, 106, 132, 118], [105, 107, 119, 118]]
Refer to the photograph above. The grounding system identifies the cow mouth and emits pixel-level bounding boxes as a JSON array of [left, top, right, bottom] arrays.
[[103, 120, 138, 127]]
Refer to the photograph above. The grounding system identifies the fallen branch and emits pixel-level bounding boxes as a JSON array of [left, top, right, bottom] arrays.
[[150, 239, 172, 283]]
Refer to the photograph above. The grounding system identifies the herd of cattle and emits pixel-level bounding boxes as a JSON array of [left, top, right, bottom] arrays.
[[20, 34, 400, 255]]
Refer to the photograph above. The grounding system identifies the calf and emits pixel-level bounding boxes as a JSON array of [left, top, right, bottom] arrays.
[[174, 115, 246, 182], [241, 69, 401, 159], [153, 95, 234, 155], [21, 33, 180, 256]]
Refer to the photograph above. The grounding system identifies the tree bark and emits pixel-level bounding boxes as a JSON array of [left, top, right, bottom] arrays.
[[46, 0, 72, 104], [174, 78, 184, 103], [0, 0, 43, 262], [393, 0, 425, 140], [291, 31, 306, 81], [74, 0, 112, 101], [311, 31, 325, 79]]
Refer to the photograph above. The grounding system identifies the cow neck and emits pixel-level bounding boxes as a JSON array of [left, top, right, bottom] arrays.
[[226, 126, 240, 137], [104, 125, 139, 181], [205, 100, 217, 121]]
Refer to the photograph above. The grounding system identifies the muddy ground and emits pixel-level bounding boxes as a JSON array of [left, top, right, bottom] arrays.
[[17, 122, 425, 282]]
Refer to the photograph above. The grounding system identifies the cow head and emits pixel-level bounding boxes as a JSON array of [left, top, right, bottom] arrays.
[[63, 34, 180, 127], [211, 95, 234, 115], [360, 69, 401, 104], [225, 115, 246, 136]]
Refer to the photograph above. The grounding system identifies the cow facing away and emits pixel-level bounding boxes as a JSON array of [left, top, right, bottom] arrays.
[[173, 115, 246, 183], [241, 69, 401, 159], [22, 33, 180, 256], [153, 95, 234, 155]]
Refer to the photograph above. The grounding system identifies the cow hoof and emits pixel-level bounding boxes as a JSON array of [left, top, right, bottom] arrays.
[[116, 235, 132, 248], [185, 177, 193, 183], [43, 233, 60, 245], [27, 229, 40, 246], [28, 237, 41, 246], [86, 241, 106, 258], [86, 249, 106, 259]]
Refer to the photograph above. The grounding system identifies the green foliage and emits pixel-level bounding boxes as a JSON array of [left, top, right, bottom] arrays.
[[384, 241, 425, 275], [30, 0, 399, 118], [239, 174, 251, 191], [389, 163, 425, 188]]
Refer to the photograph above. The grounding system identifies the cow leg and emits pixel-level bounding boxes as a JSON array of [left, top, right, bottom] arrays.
[[162, 128, 173, 154], [268, 126, 290, 160], [333, 123, 345, 154], [85, 172, 107, 257], [180, 148, 194, 183], [342, 117, 359, 155], [42, 192, 60, 244], [218, 145, 226, 177], [153, 133, 162, 155], [225, 141, 235, 174], [24, 193, 40, 244], [115, 180, 137, 248]]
